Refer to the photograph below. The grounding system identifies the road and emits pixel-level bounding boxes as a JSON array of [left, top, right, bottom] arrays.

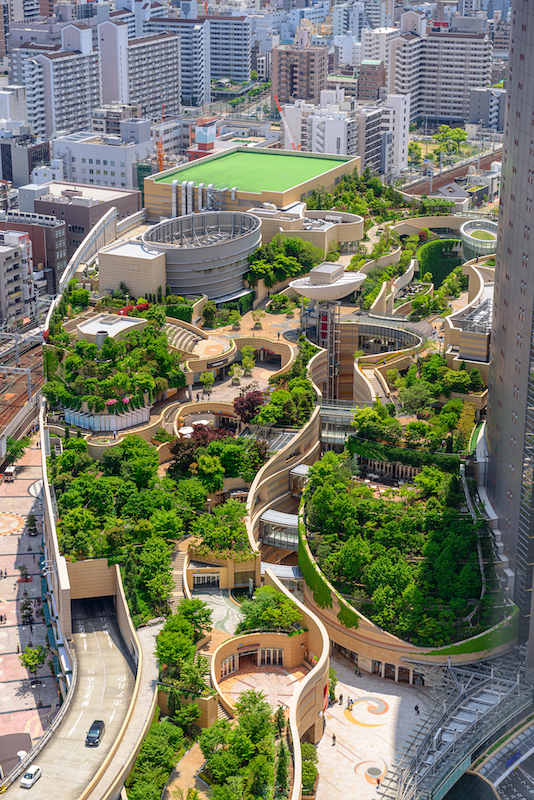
[[6, 597, 135, 800], [496, 753, 534, 799], [406, 149, 503, 196]]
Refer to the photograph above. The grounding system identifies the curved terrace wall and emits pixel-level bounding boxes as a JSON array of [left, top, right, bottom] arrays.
[[298, 513, 518, 672], [246, 406, 322, 553], [209, 569, 330, 800]]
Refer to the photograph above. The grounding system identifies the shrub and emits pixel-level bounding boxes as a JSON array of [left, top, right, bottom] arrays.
[[302, 761, 317, 793]]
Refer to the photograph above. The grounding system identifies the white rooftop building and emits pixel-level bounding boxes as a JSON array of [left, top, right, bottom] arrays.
[[51, 122, 153, 189]]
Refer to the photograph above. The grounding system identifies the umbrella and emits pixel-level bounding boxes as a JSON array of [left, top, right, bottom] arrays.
[[193, 419, 210, 426], [179, 426, 194, 436]]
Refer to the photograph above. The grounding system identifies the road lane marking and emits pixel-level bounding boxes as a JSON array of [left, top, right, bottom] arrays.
[[68, 711, 84, 737]]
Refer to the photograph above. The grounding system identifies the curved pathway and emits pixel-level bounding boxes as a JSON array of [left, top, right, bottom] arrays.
[[192, 589, 243, 635]]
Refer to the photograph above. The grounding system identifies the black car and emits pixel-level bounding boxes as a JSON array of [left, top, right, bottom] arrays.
[[86, 720, 105, 746]]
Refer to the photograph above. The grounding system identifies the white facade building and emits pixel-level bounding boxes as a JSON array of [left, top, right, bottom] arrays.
[[206, 16, 251, 83], [11, 24, 101, 138], [51, 125, 153, 189], [332, 1, 367, 38], [361, 25, 399, 85], [334, 32, 362, 66], [0, 230, 36, 327], [0, 85, 27, 123], [380, 92, 410, 176], [31, 158, 64, 183], [282, 89, 408, 175]]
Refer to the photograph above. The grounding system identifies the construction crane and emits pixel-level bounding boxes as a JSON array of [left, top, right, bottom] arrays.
[[156, 104, 166, 173], [273, 94, 300, 151]]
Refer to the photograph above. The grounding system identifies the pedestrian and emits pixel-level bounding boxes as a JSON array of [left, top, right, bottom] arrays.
[[377, 778, 380, 787], [332, 734, 336, 746], [4, 569, 6, 578], [32, 553, 35, 562], [30, 624, 33, 634], [277, 331, 280, 340], [196, 393, 200, 402], [339, 693, 343, 705], [16, 643, 19, 653], [415, 704, 419, 715]]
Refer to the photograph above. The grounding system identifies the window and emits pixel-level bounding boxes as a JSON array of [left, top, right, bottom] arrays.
[[82, 157, 86, 163], [89, 158, 93, 164], [103, 160, 107, 165]]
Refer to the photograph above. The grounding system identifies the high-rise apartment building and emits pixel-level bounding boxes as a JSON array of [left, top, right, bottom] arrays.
[[486, 2, 534, 659], [98, 23, 181, 120], [389, 10, 492, 122], [12, 24, 101, 138], [332, 1, 368, 39], [0, 210, 67, 293], [282, 89, 407, 175], [147, 17, 210, 106], [200, 15, 251, 83], [0, 230, 36, 326], [271, 33, 328, 105]]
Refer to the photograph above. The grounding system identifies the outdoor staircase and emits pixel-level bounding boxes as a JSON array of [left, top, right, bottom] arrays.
[[169, 538, 189, 612], [217, 701, 233, 721], [195, 649, 213, 689], [164, 322, 199, 355], [361, 368, 389, 402]]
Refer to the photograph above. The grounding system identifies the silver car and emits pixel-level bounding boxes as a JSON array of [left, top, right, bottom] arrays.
[[20, 765, 42, 789]]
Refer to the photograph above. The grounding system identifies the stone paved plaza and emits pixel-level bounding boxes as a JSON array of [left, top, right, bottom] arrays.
[[316, 651, 432, 800]]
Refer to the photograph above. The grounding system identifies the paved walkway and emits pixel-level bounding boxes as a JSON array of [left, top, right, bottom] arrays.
[[315, 651, 432, 800], [163, 743, 211, 800], [0, 437, 58, 745], [192, 589, 243, 635]]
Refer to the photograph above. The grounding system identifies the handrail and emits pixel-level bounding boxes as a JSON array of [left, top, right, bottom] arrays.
[[399, 677, 523, 800], [59, 207, 118, 294], [0, 647, 78, 790]]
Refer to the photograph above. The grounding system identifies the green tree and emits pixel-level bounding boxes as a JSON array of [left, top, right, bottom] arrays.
[[408, 141, 422, 165], [199, 720, 231, 759], [5, 435, 29, 465], [236, 585, 302, 632], [175, 598, 212, 641], [195, 454, 225, 493], [173, 702, 201, 734], [200, 371, 215, 391], [155, 628, 195, 668], [19, 645, 48, 675], [328, 666, 338, 701]]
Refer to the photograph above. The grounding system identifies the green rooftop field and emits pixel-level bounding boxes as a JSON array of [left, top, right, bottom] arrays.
[[470, 229, 497, 241], [155, 151, 349, 193]]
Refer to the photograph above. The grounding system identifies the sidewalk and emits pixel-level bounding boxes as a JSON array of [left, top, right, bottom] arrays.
[[0, 437, 60, 745]]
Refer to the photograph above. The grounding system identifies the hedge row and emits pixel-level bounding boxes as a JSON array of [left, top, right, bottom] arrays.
[[346, 435, 460, 473], [298, 512, 359, 630]]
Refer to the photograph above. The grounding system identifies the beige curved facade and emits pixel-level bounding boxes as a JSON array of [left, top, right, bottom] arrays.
[[209, 569, 330, 800], [300, 535, 518, 674]]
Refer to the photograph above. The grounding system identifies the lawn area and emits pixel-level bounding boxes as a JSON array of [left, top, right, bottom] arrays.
[[154, 151, 349, 193], [470, 229, 497, 241]]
